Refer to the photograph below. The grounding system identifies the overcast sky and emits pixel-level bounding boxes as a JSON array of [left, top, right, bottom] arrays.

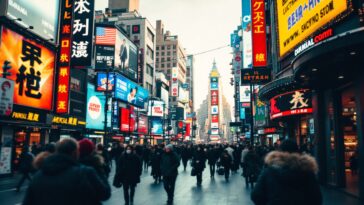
[[95, 0, 241, 114]]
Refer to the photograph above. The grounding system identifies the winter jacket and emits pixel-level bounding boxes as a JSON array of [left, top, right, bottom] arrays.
[[79, 153, 107, 178], [150, 151, 162, 176], [114, 152, 142, 185], [207, 149, 219, 165], [244, 151, 260, 177], [23, 154, 111, 205], [18, 152, 34, 173], [220, 153, 232, 169], [192, 150, 207, 172], [251, 151, 322, 205], [160, 151, 180, 177]]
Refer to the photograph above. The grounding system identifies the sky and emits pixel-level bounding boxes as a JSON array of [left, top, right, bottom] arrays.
[[95, 0, 241, 113]]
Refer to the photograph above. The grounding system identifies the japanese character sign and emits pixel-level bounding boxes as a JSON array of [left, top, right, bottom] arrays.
[[71, 0, 94, 66], [0, 27, 55, 110], [251, 0, 267, 67]]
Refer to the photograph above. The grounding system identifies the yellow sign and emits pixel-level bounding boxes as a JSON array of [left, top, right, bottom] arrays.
[[52, 116, 85, 126], [12, 112, 40, 122], [277, 0, 347, 57]]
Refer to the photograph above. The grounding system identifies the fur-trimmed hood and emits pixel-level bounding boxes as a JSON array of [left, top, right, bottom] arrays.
[[265, 151, 319, 174]]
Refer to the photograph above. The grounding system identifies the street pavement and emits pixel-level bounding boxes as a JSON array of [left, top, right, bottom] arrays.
[[0, 162, 362, 205]]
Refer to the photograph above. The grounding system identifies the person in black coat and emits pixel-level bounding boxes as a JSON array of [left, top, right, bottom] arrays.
[[251, 139, 322, 205], [113, 145, 142, 205], [207, 146, 219, 178], [180, 144, 190, 171], [160, 144, 180, 205], [16, 146, 34, 192], [220, 150, 232, 181], [244, 146, 260, 188], [150, 145, 162, 183], [23, 138, 111, 205], [192, 145, 207, 186]]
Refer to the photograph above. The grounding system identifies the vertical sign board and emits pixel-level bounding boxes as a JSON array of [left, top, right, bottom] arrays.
[[171, 67, 179, 97], [251, 0, 267, 67], [71, 0, 95, 67], [56, 0, 74, 114], [0, 78, 14, 116], [242, 0, 252, 68]]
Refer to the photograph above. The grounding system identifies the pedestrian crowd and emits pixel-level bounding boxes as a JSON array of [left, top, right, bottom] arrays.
[[16, 138, 322, 205]]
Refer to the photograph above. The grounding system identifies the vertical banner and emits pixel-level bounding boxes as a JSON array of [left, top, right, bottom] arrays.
[[0, 78, 14, 116], [171, 67, 179, 97], [71, 0, 95, 66], [56, 0, 74, 114], [242, 0, 252, 69], [251, 0, 267, 67]]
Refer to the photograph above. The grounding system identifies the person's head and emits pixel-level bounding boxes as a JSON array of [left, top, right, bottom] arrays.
[[125, 145, 134, 154], [96, 143, 104, 151], [279, 139, 299, 153], [78, 138, 95, 158], [44, 143, 56, 153], [165, 144, 173, 153], [56, 138, 79, 160]]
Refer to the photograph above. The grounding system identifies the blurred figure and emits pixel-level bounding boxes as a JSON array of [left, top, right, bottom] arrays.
[[96, 143, 111, 177], [192, 145, 207, 186], [23, 138, 111, 205], [79, 139, 108, 178], [142, 145, 150, 171], [207, 145, 219, 178], [113, 145, 142, 205], [150, 145, 162, 183], [16, 146, 34, 192], [160, 144, 180, 205], [180, 144, 190, 171], [219, 150, 232, 181], [244, 146, 260, 188], [251, 139, 322, 205], [32, 143, 56, 171]]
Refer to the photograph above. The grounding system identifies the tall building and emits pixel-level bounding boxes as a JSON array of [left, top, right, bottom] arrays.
[[108, 0, 139, 12], [155, 20, 188, 108], [196, 98, 209, 142], [186, 55, 195, 112]]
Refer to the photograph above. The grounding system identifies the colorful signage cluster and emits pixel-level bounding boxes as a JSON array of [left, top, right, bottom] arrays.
[[71, 0, 94, 66], [277, 0, 347, 57], [5, 0, 60, 43], [251, 0, 267, 67], [0, 27, 55, 111], [270, 89, 313, 119], [56, 0, 74, 114]]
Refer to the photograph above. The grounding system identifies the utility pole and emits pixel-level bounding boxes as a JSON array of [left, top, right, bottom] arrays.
[[103, 67, 110, 146], [250, 83, 254, 145]]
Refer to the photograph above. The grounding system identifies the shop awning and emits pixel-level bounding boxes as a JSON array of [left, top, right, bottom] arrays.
[[258, 75, 300, 101]]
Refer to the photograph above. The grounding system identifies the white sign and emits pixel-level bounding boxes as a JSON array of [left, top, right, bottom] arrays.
[[211, 122, 219, 129], [87, 96, 102, 119], [148, 101, 164, 117], [211, 106, 219, 114], [0, 78, 14, 116], [171, 67, 179, 97], [0, 147, 12, 174], [211, 129, 219, 135], [240, 86, 251, 102]]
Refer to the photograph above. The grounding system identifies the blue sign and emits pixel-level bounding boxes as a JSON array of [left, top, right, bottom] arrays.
[[230, 32, 240, 49], [211, 82, 218, 90], [114, 75, 149, 108], [240, 107, 246, 120], [86, 83, 111, 130], [151, 118, 163, 135]]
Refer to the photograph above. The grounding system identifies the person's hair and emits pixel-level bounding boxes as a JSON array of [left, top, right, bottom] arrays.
[[96, 143, 103, 151], [279, 139, 299, 153], [126, 145, 134, 150], [45, 143, 56, 153], [56, 138, 78, 156]]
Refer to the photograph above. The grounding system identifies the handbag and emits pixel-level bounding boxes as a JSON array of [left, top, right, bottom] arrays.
[[191, 168, 197, 176], [217, 167, 225, 176]]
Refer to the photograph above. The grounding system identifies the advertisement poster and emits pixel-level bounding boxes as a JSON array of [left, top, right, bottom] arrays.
[[210, 82, 218, 90], [148, 100, 164, 117], [0, 27, 55, 110], [242, 0, 252, 68], [96, 73, 115, 91], [138, 115, 148, 134], [6, 0, 60, 43], [151, 118, 163, 135], [114, 30, 138, 82], [211, 105, 219, 115], [86, 83, 111, 130], [0, 78, 14, 116], [240, 86, 251, 102], [0, 147, 12, 174], [115, 74, 149, 108], [95, 45, 115, 69], [211, 90, 219, 105]]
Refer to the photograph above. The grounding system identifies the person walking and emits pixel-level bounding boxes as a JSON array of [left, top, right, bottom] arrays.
[[113, 145, 142, 205], [142, 145, 151, 171], [251, 139, 322, 205], [150, 145, 162, 183], [192, 145, 207, 186], [219, 150, 232, 181], [23, 138, 111, 205], [207, 145, 219, 178], [180, 144, 190, 171], [160, 144, 180, 205], [16, 146, 34, 192], [78, 139, 108, 178], [244, 146, 260, 188]]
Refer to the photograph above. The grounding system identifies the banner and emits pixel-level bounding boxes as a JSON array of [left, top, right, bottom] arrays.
[[115, 74, 149, 108], [6, 0, 60, 43], [211, 90, 219, 105], [242, 0, 252, 68], [0, 78, 14, 116], [148, 100, 164, 117], [251, 0, 267, 67], [86, 83, 111, 130], [171, 67, 179, 96], [138, 115, 148, 134], [0, 27, 55, 110]]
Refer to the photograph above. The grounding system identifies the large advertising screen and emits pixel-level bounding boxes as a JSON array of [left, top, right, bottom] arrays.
[[270, 89, 313, 119], [6, 0, 59, 43], [138, 115, 148, 134], [148, 100, 164, 117], [151, 118, 163, 135], [114, 29, 138, 82], [277, 0, 347, 57], [0, 27, 55, 110], [120, 107, 136, 132], [115, 74, 149, 108], [242, 0, 252, 68], [95, 45, 115, 69], [86, 83, 111, 130]]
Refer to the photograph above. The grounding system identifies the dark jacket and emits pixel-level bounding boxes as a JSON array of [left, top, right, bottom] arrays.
[[114, 152, 142, 185], [150, 150, 162, 176], [251, 151, 322, 205], [207, 148, 219, 165], [192, 150, 207, 172], [244, 150, 260, 177], [23, 154, 111, 205], [79, 153, 107, 177], [220, 152, 232, 169], [18, 151, 34, 173], [181, 147, 191, 160], [160, 151, 180, 177]]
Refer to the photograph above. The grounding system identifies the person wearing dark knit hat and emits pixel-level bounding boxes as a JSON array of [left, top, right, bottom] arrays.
[[78, 138, 107, 178], [251, 139, 322, 205]]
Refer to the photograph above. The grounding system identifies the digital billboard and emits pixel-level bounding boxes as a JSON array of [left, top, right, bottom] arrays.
[[95, 45, 115, 69], [120, 107, 136, 132], [0, 27, 55, 110], [242, 0, 252, 68], [6, 0, 59, 43], [115, 74, 149, 108], [240, 86, 251, 102], [151, 118, 163, 135], [277, 0, 347, 57], [138, 115, 148, 134], [86, 83, 111, 130], [96, 73, 115, 91], [114, 29, 138, 82], [148, 100, 164, 117]]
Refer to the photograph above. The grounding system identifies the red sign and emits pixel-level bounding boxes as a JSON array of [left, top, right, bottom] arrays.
[[120, 108, 130, 132], [56, 0, 74, 113], [235, 55, 241, 62], [211, 90, 219, 105], [211, 115, 219, 123], [251, 0, 267, 67], [185, 123, 191, 137], [264, 127, 277, 134], [138, 115, 148, 134]]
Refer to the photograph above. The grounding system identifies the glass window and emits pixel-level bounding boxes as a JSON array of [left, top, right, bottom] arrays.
[[173, 45, 176, 49], [167, 63, 170, 67], [161, 64, 165, 68], [162, 46, 165, 50], [173, 62, 177, 67], [167, 45, 171, 50], [167, 51, 171, 56], [156, 46, 159, 50], [147, 28, 154, 42]]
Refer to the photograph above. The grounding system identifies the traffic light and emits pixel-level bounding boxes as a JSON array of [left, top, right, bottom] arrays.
[[2, 60, 12, 78]]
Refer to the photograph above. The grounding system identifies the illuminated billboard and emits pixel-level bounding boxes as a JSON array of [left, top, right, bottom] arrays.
[[277, 0, 347, 57], [0, 27, 55, 110]]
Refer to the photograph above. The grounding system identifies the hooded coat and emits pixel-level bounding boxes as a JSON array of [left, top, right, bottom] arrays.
[[251, 151, 322, 205], [23, 154, 111, 205]]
